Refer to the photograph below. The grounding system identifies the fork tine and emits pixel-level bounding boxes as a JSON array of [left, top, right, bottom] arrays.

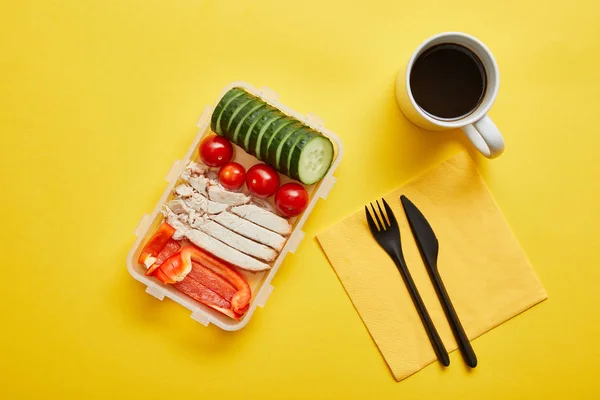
[[376, 200, 388, 227], [381, 198, 398, 227], [370, 203, 384, 231], [365, 205, 379, 232]]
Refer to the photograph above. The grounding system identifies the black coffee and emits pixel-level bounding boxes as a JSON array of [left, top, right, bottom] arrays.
[[409, 43, 487, 119]]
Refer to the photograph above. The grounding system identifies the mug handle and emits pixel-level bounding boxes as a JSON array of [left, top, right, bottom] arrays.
[[461, 115, 505, 158]]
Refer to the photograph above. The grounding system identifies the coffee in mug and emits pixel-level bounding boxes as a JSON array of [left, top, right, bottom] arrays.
[[396, 32, 505, 158]]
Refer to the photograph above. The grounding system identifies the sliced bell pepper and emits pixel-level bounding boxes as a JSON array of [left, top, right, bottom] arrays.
[[187, 261, 237, 301], [172, 278, 242, 320], [152, 268, 171, 284], [138, 222, 176, 269], [146, 239, 181, 276], [157, 245, 251, 315], [156, 252, 190, 284], [153, 267, 241, 318]]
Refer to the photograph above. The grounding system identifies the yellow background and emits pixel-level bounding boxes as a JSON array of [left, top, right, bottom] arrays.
[[1, 0, 598, 398]]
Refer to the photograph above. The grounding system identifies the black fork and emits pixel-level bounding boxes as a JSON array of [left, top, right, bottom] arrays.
[[365, 199, 450, 367]]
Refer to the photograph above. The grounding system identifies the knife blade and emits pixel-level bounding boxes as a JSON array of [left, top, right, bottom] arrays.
[[400, 195, 478, 368]]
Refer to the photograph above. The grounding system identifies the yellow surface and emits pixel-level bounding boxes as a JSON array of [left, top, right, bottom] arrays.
[[317, 152, 548, 381], [0, 0, 598, 398]]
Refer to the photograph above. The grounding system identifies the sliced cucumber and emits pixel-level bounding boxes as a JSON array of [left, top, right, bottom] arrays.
[[220, 94, 255, 139], [229, 100, 265, 145], [211, 88, 245, 135], [239, 105, 271, 150], [289, 134, 334, 185], [256, 113, 294, 161], [213, 89, 334, 185], [265, 120, 301, 166], [259, 117, 295, 161], [248, 111, 284, 158], [281, 127, 311, 174]]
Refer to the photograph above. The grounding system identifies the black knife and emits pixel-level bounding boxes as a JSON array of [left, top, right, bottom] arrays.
[[400, 195, 478, 368]]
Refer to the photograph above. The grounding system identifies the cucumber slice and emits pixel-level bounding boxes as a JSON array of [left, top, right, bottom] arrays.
[[259, 117, 295, 161], [220, 94, 255, 139], [265, 121, 302, 167], [281, 127, 311, 175], [229, 100, 264, 146], [211, 88, 245, 135], [240, 105, 271, 151], [254, 111, 292, 161], [289, 134, 334, 185], [266, 122, 303, 168], [248, 111, 284, 158]]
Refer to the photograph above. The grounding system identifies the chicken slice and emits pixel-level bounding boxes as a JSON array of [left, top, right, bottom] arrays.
[[175, 184, 194, 198], [187, 161, 208, 176], [195, 219, 278, 262], [183, 193, 207, 212], [184, 209, 197, 225], [167, 199, 189, 214], [211, 211, 287, 251], [184, 193, 228, 215], [190, 213, 207, 229], [207, 200, 228, 214], [206, 169, 219, 184], [162, 207, 189, 240], [230, 204, 292, 236], [185, 230, 271, 272], [208, 185, 250, 206], [251, 198, 277, 213], [189, 175, 208, 196], [181, 161, 208, 181]]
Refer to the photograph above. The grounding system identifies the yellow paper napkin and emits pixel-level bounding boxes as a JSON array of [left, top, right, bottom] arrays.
[[317, 152, 547, 381]]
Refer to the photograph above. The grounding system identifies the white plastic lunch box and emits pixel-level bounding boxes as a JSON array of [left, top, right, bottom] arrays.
[[126, 81, 344, 331]]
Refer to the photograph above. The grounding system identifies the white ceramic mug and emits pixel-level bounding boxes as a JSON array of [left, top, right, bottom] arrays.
[[395, 32, 505, 158]]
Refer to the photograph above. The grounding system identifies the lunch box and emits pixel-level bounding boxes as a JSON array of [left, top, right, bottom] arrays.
[[126, 81, 344, 331]]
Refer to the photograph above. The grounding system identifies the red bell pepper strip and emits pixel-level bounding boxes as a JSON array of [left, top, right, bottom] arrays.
[[187, 261, 237, 301], [172, 278, 242, 320], [153, 268, 171, 284], [146, 239, 181, 276], [138, 222, 176, 269], [153, 267, 241, 318], [157, 245, 251, 315]]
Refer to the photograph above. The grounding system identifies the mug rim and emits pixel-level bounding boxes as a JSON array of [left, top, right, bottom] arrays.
[[405, 31, 500, 128]]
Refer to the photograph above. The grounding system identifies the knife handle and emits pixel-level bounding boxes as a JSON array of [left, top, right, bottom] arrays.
[[391, 249, 450, 367], [430, 268, 478, 368]]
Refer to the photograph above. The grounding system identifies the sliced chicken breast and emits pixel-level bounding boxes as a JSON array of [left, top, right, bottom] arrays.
[[181, 161, 208, 181], [208, 185, 250, 206], [185, 229, 271, 272], [211, 211, 287, 251], [175, 184, 194, 198], [190, 212, 206, 229], [230, 204, 292, 236], [162, 207, 189, 240], [183, 193, 228, 215], [183, 209, 198, 225], [167, 199, 189, 214], [206, 170, 219, 184], [195, 219, 278, 262], [189, 175, 208, 196], [206, 198, 229, 214], [187, 161, 208, 176]]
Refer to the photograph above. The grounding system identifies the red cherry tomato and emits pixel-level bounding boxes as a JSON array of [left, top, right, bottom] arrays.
[[246, 164, 280, 198], [199, 135, 233, 167], [218, 162, 246, 191], [274, 183, 309, 217]]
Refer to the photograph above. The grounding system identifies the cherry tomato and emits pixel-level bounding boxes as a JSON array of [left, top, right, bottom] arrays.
[[246, 164, 280, 198], [274, 183, 309, 217], [199, 135, 233, 167], [218, 162, 246, 191]]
